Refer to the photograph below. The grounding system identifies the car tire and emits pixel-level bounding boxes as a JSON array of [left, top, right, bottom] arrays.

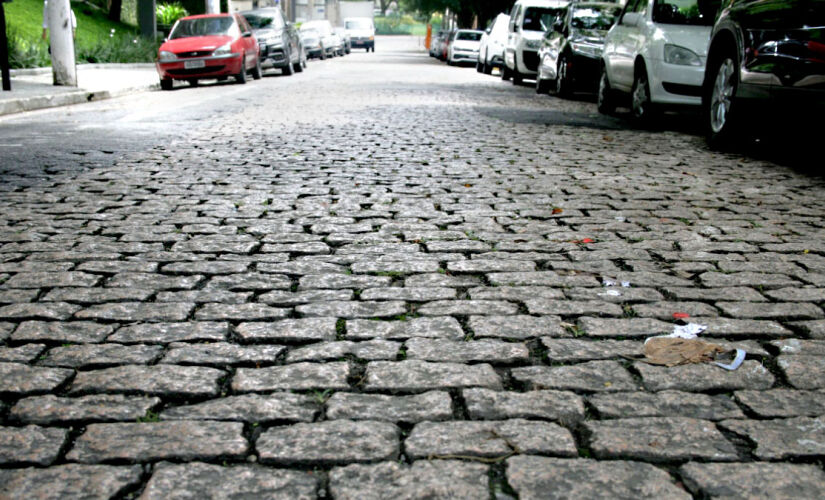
[[501, 64, 511, 81], [294, 48, 305, 73], [555, 55, 571, 98], [597, 65, 616, 115], [705, 49, 740, 149], [236, 57, 247, 84], [320, 45, 326, 60], [631, 66, 658, 125], [160, 78, 173, 91], [483, 58, 492, 75], [252, 59, 262, 80], [536, 75, 551, 94], [511, 60, 523, 85]]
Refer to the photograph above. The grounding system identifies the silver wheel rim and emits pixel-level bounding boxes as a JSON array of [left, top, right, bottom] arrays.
[[710, 58, 735, 133], [632, 73, 648, 117], [556, 59, 566, 94]]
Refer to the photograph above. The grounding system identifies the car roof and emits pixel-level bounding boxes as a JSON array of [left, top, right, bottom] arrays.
[[180, 13, 232, 20]]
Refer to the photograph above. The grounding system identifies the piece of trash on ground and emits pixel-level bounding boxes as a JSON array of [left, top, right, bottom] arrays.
[[714, 349, 746, 371], [643, 337, 725, 367]]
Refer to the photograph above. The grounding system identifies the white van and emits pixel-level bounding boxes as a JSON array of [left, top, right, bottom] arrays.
[[502, 0, 569, 84], [344, 17, 375, 52]]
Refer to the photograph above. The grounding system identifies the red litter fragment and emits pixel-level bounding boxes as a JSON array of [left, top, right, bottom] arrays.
[[673, 312, 690, 319], [580, 238, 594, 244]]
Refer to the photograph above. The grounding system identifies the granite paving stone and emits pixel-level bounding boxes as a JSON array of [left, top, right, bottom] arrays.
[[680, 462, 825, 500], [405, 273, 483, 288], [564, 287, 664, 303], [405, 338, 529, 364], [237, 318, 338, 343], [326, 391, 453, 423], [0, 321, 15, 341], [232, 362, 350, 392], [415, 300, 519, 316], [776, 355, 825, 389], [405, 419, 577, 460], [160, 342, 285, 365], [257, 420, 400, 466], [42, 287, 155, 303], [329, 460, 489, 500], [258, 289, 353, 305], [487, 272, 600, 287], [108, 322, 228, 343], [512, 361, 639, 392], [140, 462, 319, 500], [469, 315, 567, 339], [11, 321, 115, 343], [0, 464, 143, 499], [298, 274, 392, 290], [39, 343, 164, 368], [204, 273, 292, 291], [542, 338, 642, 362], [0, 362, 74, 395], [699, 272, 800, 288], [296, 300, 407, 318], [345, 317, 464, 340], [734, 389, 825, 417], [716, 301, 824, 320], [194, 303, 290, 321], [525, 299, 624, 317], [719, 417, 825, 459], [586, 417, 739, 462], [791, 319, 825, 339], [588, 390, 745, 420], [363, 360, 501, 392], [105, 273, 204, 290], [770, 338, 825, 355], [468, 286, 565, 302], [463, 388, 585, 425], [507, 456, 691, 500], [0, 425, 67, 465], [1, 271, 101, 288], [161, 393, 318, 423], [635, 360, 775, 392], [0, 343, 47, 362], [359, 287, 456, 301], [0, 302, 82, 320], [662, 287, 768, 302], [577, 318, 672, 338], [70, 364, 225, 397], [66, 421, 249, 463], [688, 317, 792, 338], [286, 340, 400, 362], [10, 394, 161, 424], [763, 287, 825, 302], [76, 302, 194, 322]]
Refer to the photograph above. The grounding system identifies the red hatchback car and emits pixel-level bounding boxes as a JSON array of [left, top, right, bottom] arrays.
[[156, 13, 261, 90]]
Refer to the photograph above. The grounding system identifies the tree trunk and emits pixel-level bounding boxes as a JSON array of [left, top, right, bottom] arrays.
[[108, 0, 122, 22], [48, 0, 77, 86]]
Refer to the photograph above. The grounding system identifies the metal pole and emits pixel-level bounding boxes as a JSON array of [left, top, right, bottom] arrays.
[[47, 0, 77, 87], [1, 2, 11, 91]]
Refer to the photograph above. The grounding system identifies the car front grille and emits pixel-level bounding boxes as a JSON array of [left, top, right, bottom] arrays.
[[176, 51, 213, 58], [168, 66, 225, 76]]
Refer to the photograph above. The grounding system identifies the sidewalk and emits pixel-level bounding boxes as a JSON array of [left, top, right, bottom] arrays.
[[0, 63, 159, 117]]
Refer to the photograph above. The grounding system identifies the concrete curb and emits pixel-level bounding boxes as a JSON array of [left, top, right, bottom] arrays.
[[9, 63, 157, 77], [0, 83, 158, 117]]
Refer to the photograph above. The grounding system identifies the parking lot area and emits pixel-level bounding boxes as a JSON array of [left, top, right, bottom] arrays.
[[1, 35, 825, 498]]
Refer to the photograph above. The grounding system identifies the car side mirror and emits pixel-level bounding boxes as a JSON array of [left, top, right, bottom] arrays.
[[621, 13, 641, 27]]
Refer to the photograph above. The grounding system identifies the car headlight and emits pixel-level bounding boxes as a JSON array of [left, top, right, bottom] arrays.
[[158, 50, 177, 62], [570, 42, 602, 58], [664, 44, 702, 66], [213, 43, 233, 56], [525, 39, 541, 49]]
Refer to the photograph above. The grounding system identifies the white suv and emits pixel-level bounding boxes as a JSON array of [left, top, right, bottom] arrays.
[[503, 0, 569, 84], [598, 0, 718, 122]]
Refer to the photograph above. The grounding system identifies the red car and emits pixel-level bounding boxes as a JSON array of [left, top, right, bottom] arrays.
[[156, 13, 261, 90]]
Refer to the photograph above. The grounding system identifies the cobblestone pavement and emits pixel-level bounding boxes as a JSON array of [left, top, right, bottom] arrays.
[[2, 37, 825, 498]]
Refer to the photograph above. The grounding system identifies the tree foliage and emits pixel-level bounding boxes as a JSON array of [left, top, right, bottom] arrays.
[[402, 0, 514, 27]]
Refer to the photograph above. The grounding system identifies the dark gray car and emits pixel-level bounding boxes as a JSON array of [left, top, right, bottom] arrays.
[[241, 8, 306, 76]]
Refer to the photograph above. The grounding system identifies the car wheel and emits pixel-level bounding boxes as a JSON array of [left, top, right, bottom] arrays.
[[476, 59, 483, 73], [706, 52, 739, 149], [294, 48, 305, 73], [631, 66, 658, 124], [320, 45, 327, 60], [252, 59, 262, 80], [597, 65, 616, 115], [511, 60, 523, 85], [536, 75, 551, 94], [501, 64, 511, 81], [555, 55, 571, 98], [301, 49, 308, 68], [236, 56, 248, 84], [160, 78, 173, 91], [483, 58, 492, 75]]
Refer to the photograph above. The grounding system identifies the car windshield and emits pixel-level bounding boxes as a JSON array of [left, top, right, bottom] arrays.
[[300, 28, 319, 38], [652, 0, 719, 26], [170, 17, 235, 39], [302, 22, 330, 35], [345, 19, 372, 30], [457, 31, 483, 41], [523, 7, 564, 31], [243, 12, 283, 30], [571, 5, 622, 30]]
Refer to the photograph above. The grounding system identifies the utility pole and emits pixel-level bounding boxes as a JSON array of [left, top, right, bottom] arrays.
[[47, 0, 77, 86], [1, 0, 12, 91], [206, 0, 220, 14]]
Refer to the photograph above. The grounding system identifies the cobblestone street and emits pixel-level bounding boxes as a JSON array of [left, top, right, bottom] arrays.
[[2, 37, 825, 498]]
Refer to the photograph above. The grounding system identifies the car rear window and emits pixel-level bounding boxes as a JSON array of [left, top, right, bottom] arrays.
[[571, 5, 622, 30], [523, 7, 565, 31], [652, 0, 720, 26], [345, 19, 373, 30], [457, 31, 483, 41], [170, 17, 236, 39]]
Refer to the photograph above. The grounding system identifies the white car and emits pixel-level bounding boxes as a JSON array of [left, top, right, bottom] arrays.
[[448, 30, 484, 66], [503, 0, 569, 84], [598, 0, 717, 122], [300, 20, 337, 59], [477, 13, 510, 74]]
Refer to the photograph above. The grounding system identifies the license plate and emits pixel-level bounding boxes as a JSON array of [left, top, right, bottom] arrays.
[[184, 60, 206, 69]]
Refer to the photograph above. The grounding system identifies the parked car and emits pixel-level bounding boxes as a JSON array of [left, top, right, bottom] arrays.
[[329, 29, 345, 56], [299, 27, 324, 59], [334, 27, 352, 54], [536, 2, 622, 95], [157, 13, 261, 90], [442, 29, 457, 61], [300, 20, 337, 59], [240, 8, 305, 76], [598, 0, 719, 122], [448, 29, 484, 65], [430, 30, 448, 57], [503, 0, 570, 84], [703, 0, 825, 148], [344, 17, 375, 52], [478, 13, 510, 74]]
